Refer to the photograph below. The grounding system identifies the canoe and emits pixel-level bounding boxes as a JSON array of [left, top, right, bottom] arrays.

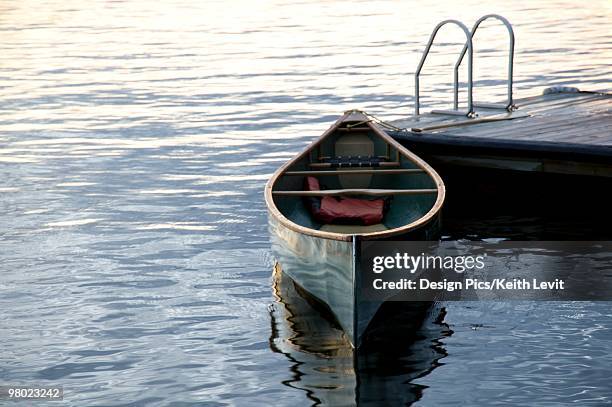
[[265, 110, 445, 348]]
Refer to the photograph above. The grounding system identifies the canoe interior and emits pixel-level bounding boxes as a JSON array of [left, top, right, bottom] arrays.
[[272, 120, 439, 234]]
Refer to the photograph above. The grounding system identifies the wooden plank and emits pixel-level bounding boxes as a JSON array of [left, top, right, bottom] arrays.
[[515, 92, 594, 106], [309, 161, 400, 168], [476, 115, 600, 139], [518, 91, 604, 106], [394, 108, 530, 131], [572, 100, 612, 113], [425, 120, 610, 143], [575, 95, 612, 105], [515, 105, 590, 120], [437, 120, 532, 139], [523, 96, 609, 115], [530, 124, 612, 142], [526, 104, 609, 118], [413, 119, 527, 138], [318, 155, 390, 160], [390, 94, 609, 133], [284, 168, 425, 176], [411, 111, 529, 133], [519, 93, 601, 110], [391, 113, 470, 129], [521, 93, 599, 108], [337, 127, 371, 132], [273, 188, 438, 197], [470, 114, 603, 135], [515, 119, 611, 137]]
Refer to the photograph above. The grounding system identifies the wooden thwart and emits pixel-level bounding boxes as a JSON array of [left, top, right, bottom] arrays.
[[337, 127, 371, 132], [310, 161, 400, 168], [273, 188, 438, 197], [318, 155, 390, 160], [285, 168, 425, 176]]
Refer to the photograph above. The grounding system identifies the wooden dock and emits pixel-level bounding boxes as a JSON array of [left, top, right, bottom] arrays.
[[388, 90, 612, 177]]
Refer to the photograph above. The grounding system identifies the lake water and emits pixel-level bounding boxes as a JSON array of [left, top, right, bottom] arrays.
[[1, 0, 611, 405]]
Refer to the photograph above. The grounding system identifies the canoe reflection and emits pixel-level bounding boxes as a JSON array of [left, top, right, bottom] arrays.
[[269, 265, 452, 406]]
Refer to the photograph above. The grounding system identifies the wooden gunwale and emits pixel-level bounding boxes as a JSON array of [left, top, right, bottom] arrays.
[[264, 111, 445, 242]]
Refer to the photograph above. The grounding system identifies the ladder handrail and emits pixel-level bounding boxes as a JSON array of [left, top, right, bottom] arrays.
[[453, 14, 515, 111], [415, 19, 474, 117]]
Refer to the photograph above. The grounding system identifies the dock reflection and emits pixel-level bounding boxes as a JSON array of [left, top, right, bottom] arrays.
[[269, 265, 452, 406]]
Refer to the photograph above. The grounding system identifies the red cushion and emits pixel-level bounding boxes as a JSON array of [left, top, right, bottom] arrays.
[[304, 176, 385, 225], [318, 196, 384, 225]]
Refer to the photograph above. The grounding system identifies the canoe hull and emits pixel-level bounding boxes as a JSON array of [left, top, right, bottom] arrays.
[[269, 210, 441, 348], [269, 214, 356, 343], [266, 111, 445, 348]]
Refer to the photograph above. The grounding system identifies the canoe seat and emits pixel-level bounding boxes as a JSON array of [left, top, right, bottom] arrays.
[[304, 177, 389, 226], [320, 223, 388, 233], [320, 155, 384, 168]]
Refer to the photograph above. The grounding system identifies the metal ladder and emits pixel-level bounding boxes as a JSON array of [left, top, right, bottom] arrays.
[[414, 14, 515, 117]]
